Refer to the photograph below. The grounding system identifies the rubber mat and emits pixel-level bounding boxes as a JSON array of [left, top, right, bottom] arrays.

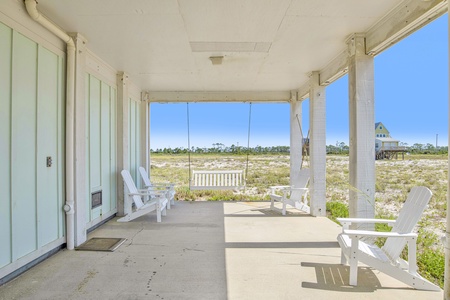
[[75, 237, 126, 252]]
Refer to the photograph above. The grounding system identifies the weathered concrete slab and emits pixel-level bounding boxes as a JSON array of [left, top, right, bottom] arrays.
[[0, 201, 442, 300]]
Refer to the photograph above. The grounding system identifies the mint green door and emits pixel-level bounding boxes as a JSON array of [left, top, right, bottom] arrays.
[[0, 23, 64, 269], [85, 74, 117, 223]]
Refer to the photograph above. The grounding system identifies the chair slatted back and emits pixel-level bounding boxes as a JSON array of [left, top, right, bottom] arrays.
[[121, 170, 145, 209], [138, 167, 152, 187], [382, 186, 432, 261], [291, 168, 310, 199]]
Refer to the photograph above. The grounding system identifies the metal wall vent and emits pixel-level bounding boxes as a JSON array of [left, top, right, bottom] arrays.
[[92, 191, 102, 209]]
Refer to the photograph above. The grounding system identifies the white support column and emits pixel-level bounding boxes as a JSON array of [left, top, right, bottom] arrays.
[[146, 101, 150, 173], [71, 33, 88, 246], [290, 93, 303, 189], [140, 99, 149, 174], [347, 34, 375, 228], [116, 72, 130, 217], [445, 2, 450, 298], [309, 71, 327, 217]]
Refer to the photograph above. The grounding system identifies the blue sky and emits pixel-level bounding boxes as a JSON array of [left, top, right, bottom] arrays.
[[150, 14, 448, 150]]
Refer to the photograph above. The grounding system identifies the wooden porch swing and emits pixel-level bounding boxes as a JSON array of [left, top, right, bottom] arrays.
[[187, 103, 252, 191]]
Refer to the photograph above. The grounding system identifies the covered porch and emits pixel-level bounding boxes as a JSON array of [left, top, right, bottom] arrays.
[[0, 0, 449, 297], [0, 201, 443, 299]]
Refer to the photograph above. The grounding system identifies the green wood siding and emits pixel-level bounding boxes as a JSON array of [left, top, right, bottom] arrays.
[[0, 22, 65, 269], [36, 46, 60, 247], [11, 31, 38, 259], [110, 88, 117, 210], [101, 82, 111, 213], [85, 74, 117, 223], [85, 74, 91, 222], [57, 55, 65, 237], [89, 77, 102, 191], [0, 23, 12, 268], [129, 99, 137, 185], [128, 99, 142, 188]]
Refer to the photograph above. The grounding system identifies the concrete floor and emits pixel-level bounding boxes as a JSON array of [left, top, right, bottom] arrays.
[[0, 201, 443, 300]]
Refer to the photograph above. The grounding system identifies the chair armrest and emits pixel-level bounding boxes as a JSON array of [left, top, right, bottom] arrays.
[[270, 185, 291, 195], [270, 185, 290, 190], [337, 217, 396, 224], [337, 218, 396, 230], [146, 184, 171, 188], [145, 186, 169, 191], [290, 187, 308, 191], [343, 229, 417, 239], [145, 182, 175, 187], [128, 192, 149, 196], [337, 218, 396, 225], [130, 190, 166, 197]]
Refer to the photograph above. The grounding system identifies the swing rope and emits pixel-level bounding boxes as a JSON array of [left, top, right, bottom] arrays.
[[296, 113, 309, 169], [186, 102, 253, 190], [296, 113, 303, 139]]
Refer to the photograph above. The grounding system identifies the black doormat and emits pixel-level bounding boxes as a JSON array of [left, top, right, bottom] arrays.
[[75, 237, 126, 252]]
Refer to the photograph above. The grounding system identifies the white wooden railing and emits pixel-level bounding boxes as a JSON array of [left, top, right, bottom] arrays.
[[190, 170, 245, 190]]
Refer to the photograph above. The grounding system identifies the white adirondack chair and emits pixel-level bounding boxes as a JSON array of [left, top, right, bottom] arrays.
[[337, 186, 440, 291], [138, 166, 175, 209], [270, 168, 310, 215], [118, 170, 168, 223]]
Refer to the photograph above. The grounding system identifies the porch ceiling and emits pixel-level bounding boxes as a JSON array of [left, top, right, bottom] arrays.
[[37, 0, 445, 100]]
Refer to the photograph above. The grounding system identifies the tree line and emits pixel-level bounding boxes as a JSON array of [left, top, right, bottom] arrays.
[[151, 143, 289, 154], [152, 142, 448, 155], [326, 142, 448, 155]]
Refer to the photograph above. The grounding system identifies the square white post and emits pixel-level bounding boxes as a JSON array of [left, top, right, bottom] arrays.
[[116, 72, 130, 217], [140, 98, 149, 175], [445, 2, 450, 297], [309, 71, 326, 217], [71, 33, 88, 247], [348, 34, 375, 227]]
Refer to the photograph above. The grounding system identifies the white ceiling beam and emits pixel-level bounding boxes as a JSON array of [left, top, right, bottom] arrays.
[[147, 91, 291, 103], [365, 0, 447, 56], [297, 82, 310, 101], [319, 50, 348, 86]]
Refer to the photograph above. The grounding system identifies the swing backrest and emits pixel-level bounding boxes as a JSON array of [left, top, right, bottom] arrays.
[[190, 170, 245, 190]]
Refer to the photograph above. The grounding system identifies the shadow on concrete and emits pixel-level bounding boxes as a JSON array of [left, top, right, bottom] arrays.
[[226, 241, 339, 248], [224, 209, 311, 217], [301, 262, 389, 292]]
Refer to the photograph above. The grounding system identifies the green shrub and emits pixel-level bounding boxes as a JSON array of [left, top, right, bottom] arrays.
[[417, 248, 445, 288], [326, 201, 348, 223], [415, 230, 445, 288]]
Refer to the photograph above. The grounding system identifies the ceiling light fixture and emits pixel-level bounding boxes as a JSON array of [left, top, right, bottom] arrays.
[[209, 56, 224, 65]]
